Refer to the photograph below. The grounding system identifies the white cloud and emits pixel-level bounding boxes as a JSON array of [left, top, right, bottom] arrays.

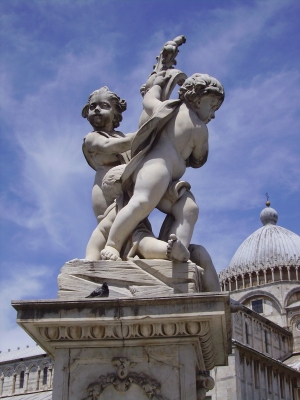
[[163, 68, 300, 272], [184, 70, 300, 213], [0, 264, 51, 352], [0, 45, 119, 253], [183, 0, 294, 77]]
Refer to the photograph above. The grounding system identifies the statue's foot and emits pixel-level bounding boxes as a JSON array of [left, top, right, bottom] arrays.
[[166, 234, 190, 263], [101, 246, 122, 261]]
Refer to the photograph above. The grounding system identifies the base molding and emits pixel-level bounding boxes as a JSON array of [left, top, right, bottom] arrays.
[[13, 292, 230, 400]]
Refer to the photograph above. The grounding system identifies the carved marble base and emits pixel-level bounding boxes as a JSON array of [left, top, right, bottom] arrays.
[[13, 293, 231, 400], [58, 258, 203, 299]]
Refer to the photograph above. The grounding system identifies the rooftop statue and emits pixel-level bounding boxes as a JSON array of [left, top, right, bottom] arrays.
[[82, 36, 224, 292]]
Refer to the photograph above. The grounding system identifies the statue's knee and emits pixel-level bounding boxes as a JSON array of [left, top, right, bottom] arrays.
[[186, 202, 199, 223], [131, 196, 152, 215]]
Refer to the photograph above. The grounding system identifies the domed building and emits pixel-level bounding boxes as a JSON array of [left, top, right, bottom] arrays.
[[211, 202, 300, 399], [219, 202, 300, 344]]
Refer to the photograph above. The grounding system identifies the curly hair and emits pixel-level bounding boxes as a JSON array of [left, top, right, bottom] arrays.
[[82, 86, 127, 129], [178, 73, 225, 107]]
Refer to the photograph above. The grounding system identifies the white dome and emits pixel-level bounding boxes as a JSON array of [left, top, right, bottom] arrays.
[[228, 223, 300, 270], [227, 205, 300, 272], [219, 203, 300, 289]]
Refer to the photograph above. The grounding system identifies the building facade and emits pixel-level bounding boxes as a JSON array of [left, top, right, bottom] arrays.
[[213, 203, 300, 399], [0, 346, 53, 399]]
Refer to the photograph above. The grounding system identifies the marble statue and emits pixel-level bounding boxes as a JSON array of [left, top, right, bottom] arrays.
[[100, 72, 224, 262], [82, 86, 134, 223], [14, 37, 229, 400], [82, 36, 224, 292]]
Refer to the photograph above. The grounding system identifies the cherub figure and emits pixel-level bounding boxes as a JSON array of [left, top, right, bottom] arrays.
[[82, 86, 135, 223], [101, 73, 224, 261]]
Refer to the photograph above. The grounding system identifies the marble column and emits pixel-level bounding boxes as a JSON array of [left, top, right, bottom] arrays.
[[271, 367, 276, 398], [35, 368, 40, 391], [12, 373, 16, 395], [48, 366, 53, 388], [287, 266, 291, 281], [24, 371, 29, 392], [276, 370, 280, 399], [0, 376, 4, 396]]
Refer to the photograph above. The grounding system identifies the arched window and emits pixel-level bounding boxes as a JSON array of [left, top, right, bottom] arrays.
[[42, 367, 48, 385], [19, 371, 25, 389]]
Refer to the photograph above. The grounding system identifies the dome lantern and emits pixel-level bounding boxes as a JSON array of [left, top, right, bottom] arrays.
[[260, 206, 278, 226]]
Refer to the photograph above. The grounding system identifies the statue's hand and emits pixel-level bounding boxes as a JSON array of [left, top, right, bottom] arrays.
[[153, 72, 171, 88]]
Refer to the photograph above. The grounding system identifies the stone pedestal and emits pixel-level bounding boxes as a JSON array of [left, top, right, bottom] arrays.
[[13, 292, 231, 400], [58, 259, 204, 299]]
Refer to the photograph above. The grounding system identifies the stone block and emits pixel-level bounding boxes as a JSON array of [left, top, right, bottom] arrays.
[[58, 258, 203, 300], [12, 292, 231, 400]]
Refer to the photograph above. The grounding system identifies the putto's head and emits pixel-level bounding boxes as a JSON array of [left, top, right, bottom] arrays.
[[82, 86, 127, 130], [178, 73, 225, 108]]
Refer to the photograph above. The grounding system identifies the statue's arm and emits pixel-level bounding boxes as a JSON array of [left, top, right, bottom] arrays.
[[189, 125, 209, 168], [142, 73, 171, 116], [142, 85, 163, 116], [84, 131, 135, 155]]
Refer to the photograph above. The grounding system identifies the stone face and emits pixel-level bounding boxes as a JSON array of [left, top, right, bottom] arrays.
[[12, 293, 231, 400], [58, 258, 203, 300]]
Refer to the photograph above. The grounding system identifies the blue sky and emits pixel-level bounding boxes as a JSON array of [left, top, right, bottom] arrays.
[[0, 0, 299, 351]]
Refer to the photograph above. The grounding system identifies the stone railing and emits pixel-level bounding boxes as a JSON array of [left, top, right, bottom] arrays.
[[219, 256, 300, 292]]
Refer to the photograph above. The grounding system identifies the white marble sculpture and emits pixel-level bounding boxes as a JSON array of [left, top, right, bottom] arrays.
[[82, 36, 224, 292], [82, 87, 134, 223], [13, 37, 229, 400]]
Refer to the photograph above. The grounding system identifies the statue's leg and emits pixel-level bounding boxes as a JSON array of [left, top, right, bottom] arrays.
[[136, 236, 168, 260], [135, 233, 189, 262], [168, 191, 199, 248], [85, 228, 105, 260], [103, 162, 171, 258], [189, 244, 221, 292], [86, 207, 117, 260]]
